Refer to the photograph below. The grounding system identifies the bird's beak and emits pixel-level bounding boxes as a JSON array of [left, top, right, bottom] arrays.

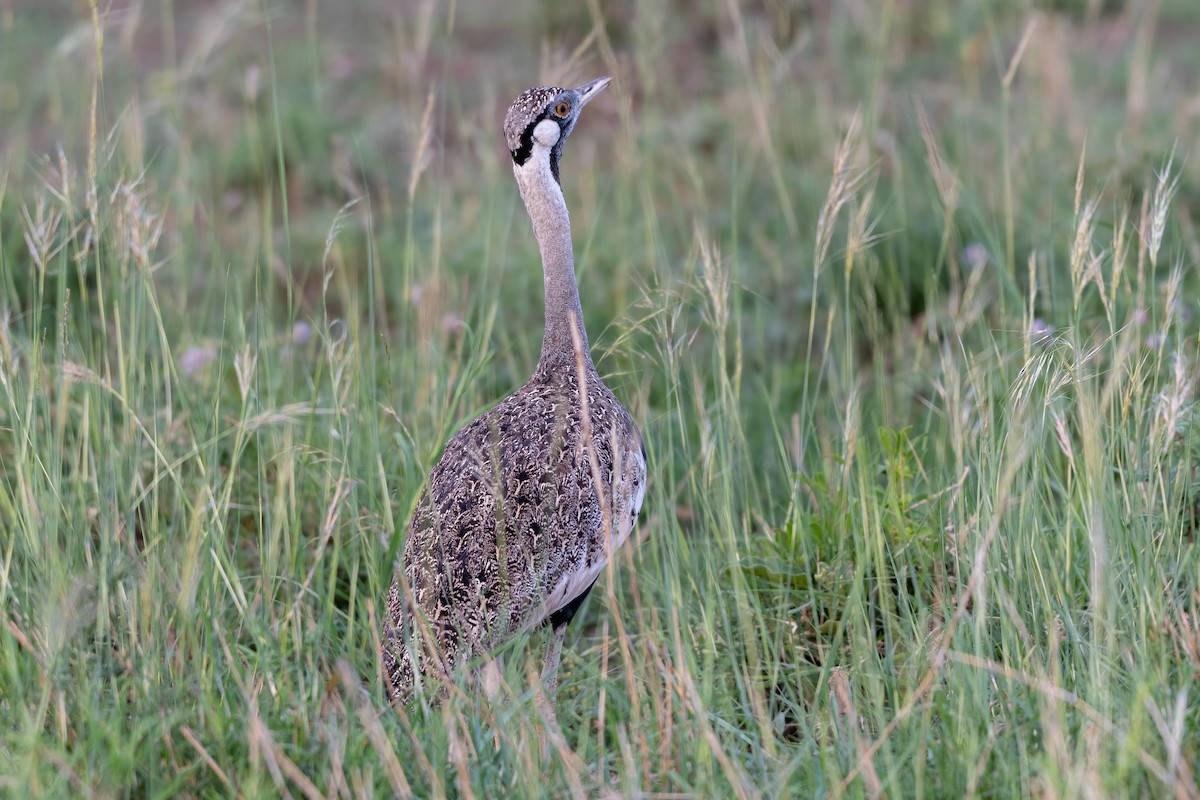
[[574, 76, 612, 108]]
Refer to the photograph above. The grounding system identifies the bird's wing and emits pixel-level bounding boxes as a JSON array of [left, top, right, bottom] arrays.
[[539, 429, 645, 624]]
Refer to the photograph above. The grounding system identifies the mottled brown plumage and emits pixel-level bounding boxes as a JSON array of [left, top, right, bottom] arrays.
[[382, 77, 645, 705]]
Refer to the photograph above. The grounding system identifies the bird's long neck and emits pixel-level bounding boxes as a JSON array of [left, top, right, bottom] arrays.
[[515, 156, 593, 374]]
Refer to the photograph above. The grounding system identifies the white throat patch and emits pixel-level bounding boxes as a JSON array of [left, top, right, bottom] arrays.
[[513, 119, 566, 201], [532, 118, 561, 148]]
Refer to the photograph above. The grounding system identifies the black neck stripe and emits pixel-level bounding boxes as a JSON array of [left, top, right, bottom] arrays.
[[510, 122, 537, 167]]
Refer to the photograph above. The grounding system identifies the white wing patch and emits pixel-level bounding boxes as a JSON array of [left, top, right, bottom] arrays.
[[535, 444, 647, 629], [631, 446, 646, 521]]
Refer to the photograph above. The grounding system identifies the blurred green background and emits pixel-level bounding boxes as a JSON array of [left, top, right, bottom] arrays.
[[1, 1, 1197, 796]]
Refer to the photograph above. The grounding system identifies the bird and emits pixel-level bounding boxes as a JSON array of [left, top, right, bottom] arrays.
[[381, 76, 645, 709]]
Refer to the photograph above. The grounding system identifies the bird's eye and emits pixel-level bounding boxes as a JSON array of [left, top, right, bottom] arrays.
[[554, 100, 571, 117]]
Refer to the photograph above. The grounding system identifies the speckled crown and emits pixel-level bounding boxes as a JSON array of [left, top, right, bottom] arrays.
[[503, 86, 568, 154]]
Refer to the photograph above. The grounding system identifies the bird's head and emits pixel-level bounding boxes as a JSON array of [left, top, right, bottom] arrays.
[[504, 76, 610, 184]]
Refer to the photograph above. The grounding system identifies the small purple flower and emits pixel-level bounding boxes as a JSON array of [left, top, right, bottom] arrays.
[[179, 345, 217, 376], [291, 321, 313, 346], [962, 243, 989, 271], [1029, 318, 1054, 343]]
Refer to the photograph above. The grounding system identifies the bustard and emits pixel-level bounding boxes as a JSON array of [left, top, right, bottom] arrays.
[[382, 77, 645, 706]]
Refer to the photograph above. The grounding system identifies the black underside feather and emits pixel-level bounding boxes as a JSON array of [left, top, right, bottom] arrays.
[[548, 577, 597, 629]]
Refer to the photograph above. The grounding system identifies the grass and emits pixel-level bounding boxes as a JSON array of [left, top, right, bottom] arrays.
[[2, 0, 1199, 796]]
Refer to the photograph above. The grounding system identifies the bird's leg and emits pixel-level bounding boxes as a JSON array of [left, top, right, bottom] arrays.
[[535, 621, 568, 759], [542, 621, 567, 698]]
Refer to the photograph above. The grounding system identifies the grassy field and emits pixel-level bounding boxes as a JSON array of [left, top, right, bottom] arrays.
[[2, 0, 1199, 796]]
